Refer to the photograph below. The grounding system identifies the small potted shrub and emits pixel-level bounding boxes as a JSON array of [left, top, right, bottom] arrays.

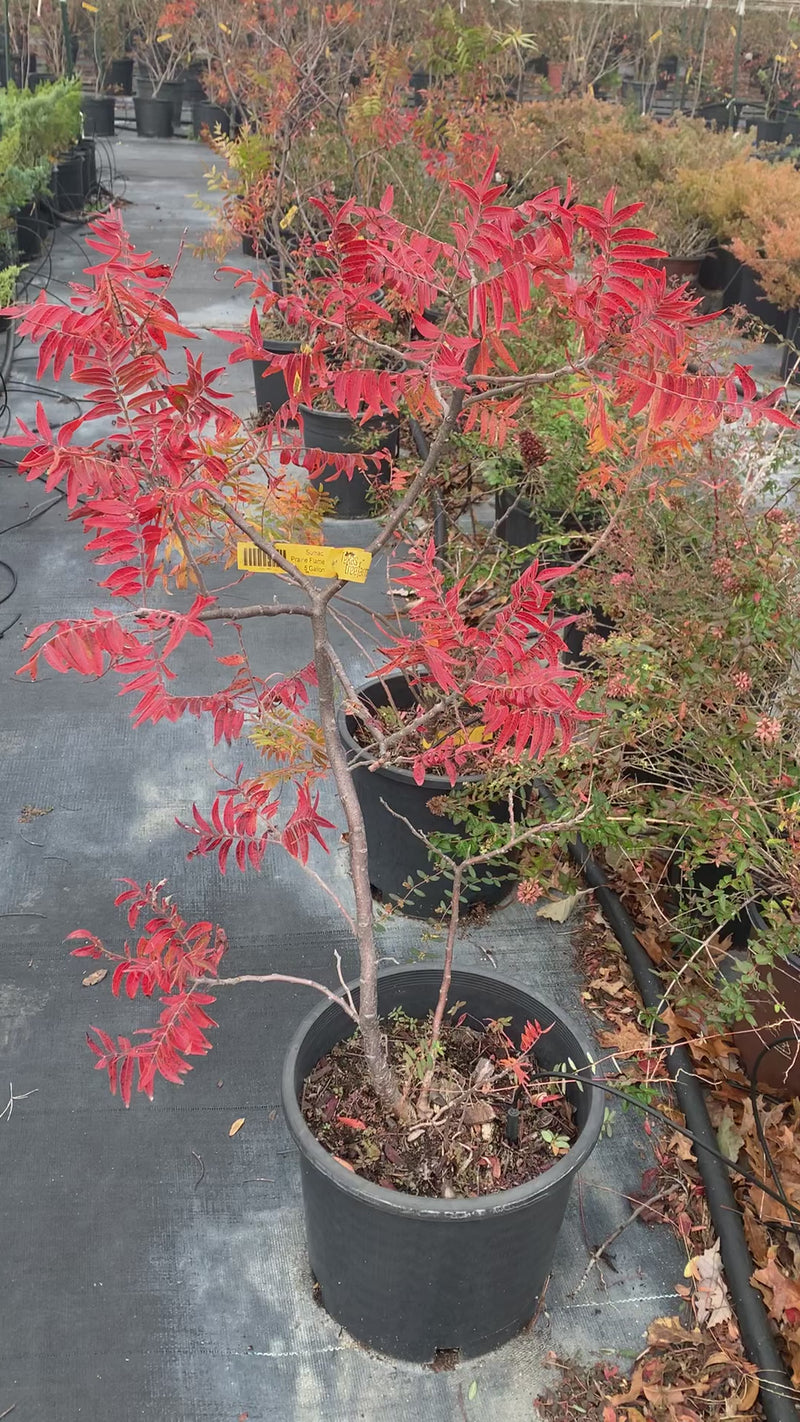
[[2, 161, 790, 1359]]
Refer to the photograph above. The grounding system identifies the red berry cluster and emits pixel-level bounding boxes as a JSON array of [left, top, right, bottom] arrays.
[[518, 429, 549, 470]]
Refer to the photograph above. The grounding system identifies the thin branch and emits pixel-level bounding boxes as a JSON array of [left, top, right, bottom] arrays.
[[209, 494, 315, 594], [199, 603, 312, 622], [194, 972, 359, 1022]]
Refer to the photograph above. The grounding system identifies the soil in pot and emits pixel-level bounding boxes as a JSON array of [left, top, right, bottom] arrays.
[[303, 1010, 577, 1197], [283, 964, 604, 1362], [134, 96, 174, 139], [338, 673, 516, 917], [300, 405, 400, 519], [82, 94, 115, 137]]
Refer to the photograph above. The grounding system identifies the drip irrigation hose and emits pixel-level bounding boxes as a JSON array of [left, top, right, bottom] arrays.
[[535, 786, 797, 1422]]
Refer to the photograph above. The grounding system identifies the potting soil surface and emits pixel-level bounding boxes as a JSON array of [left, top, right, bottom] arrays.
[[0, 133, 690, 1422]]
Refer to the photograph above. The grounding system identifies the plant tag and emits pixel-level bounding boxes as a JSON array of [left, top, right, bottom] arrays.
[[236, 541, 372, 583]]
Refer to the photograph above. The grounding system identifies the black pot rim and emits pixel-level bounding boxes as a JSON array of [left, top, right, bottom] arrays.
[[298, 401, 397, 427], [282, 963, 604, 1219], [336, 671, 487, 792]]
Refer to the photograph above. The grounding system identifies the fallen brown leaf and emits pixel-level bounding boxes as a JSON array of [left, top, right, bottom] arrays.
[[81, 969, 108, 987], [228, 1118, 245, 1137]]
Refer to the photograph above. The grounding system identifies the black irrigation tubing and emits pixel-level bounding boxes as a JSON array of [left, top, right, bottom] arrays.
[[406, 415, 795, 1415], [534, 785, 798, 1422]]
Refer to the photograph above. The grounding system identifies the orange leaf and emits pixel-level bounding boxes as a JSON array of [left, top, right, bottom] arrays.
[[336, 1115, 367, 1131]]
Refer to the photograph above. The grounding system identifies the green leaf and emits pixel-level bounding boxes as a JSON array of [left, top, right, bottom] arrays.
[[467, 1380, 478, 1401]]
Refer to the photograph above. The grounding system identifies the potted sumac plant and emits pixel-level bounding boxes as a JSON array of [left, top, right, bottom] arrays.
[[2, 161, 791, 1362]]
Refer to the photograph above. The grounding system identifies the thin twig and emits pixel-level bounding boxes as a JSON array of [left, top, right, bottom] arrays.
[[571, 1189, 672, 1296], [191, 1150, 205, 1190]]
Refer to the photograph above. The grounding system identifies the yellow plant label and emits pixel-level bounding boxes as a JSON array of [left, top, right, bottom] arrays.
[[237, 541, 372, 583]]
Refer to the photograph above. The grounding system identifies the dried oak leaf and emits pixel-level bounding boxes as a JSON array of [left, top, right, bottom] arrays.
[[463, 1101, 496, 1127], [683, 1240, 735, 1332], [645, 1315, 703, 1348], [752, 1254, 800, 1325]]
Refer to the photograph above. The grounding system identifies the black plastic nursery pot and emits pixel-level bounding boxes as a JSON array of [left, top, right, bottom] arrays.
[[300, 405, 400, 519], [191, 101, 232, 138], [780, 310, 800, 384], [15, 203, 47, 259], [755, 118, 785, 146], [737, 265, 789, 340], [76, 138, 97, 199], [653, 255, 704, 286], [53, 150, 85, 214], [494, 486, 540, 550], [105, 58, 133, 94], [282, 963, 604, 1362], [159, 80, 184, 126], [134, 96, 174, 139], [83, 95, 115, 137], [252, 341, 299, 417], [698, 244, 742, 300], [338, 673, 516, 917]]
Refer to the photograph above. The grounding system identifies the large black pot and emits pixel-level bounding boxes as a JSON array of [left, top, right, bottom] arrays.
[[105, 58, 133, 94], [159, 80, 184, 125], [698, 244, 742, 301], [338, 673, 516, 917], [282, 963, 603, 1362], [15, 203, 48, 259], [781, 310, 800, 384], [136, 79, 182, 123], [82, 95, 115, 137], [192, 101, 232, 138], [76, 138, 97, 199], [495, 486, 540, 549], [755, 118, 785, 146], [252, 341, 299, 417], [300, 405, 399, 519], [134, 96, 174, 139], [53, 150, 85, 214], [737, 265, 789, 340]]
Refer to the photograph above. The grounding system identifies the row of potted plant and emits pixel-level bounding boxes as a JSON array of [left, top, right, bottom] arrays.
[[2, 140, 795, 1364], [0, 79, 84, 295]]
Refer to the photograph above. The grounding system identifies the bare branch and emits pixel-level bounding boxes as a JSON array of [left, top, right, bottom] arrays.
[[193, 972, 360, 1022]]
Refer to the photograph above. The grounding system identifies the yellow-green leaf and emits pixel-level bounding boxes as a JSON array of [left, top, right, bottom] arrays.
[[467, 1380, 478, 1401]]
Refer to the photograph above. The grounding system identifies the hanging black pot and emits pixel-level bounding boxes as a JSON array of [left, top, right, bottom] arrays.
[[282, 963, 603, 1362], [252, 341, 299, 417], [82, 95, 115, 137], [192, 101, 232, 138], [133, 97, 174, 139], [300, 405, 399, 519], [53, 150, 85, 214], [337, 673, 516, 916], [105, 57, 133, 94]]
